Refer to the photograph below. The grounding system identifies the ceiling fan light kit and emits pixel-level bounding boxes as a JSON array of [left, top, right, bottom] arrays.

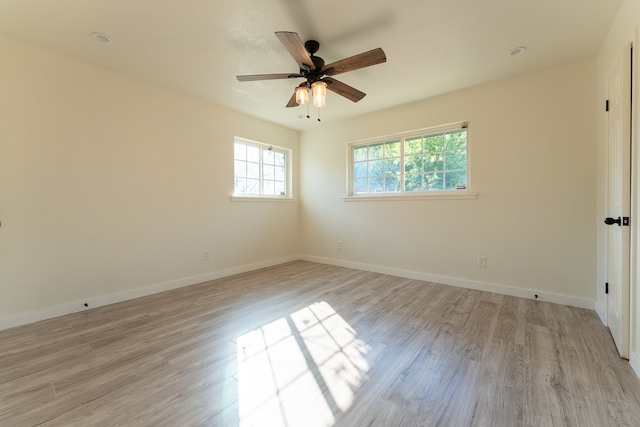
[[295, 85, 311, 105], [311, 81, 327, 108], [236, 31, 386, 120]]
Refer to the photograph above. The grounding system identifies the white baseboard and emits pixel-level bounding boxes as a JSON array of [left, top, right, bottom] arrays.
[[0, 254, 598, 331], [300, 255, 595, 310], [631, 352, 640, 379], [595, 299, 607, 325], [0, 255, 298, 331]]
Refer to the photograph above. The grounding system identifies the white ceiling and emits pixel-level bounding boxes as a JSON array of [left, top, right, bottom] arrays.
[[0, 0, 623, 130]]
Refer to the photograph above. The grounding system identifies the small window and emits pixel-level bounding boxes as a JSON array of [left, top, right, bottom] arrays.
[[234, 138, 290, 198], [349, 124, 469, 196]]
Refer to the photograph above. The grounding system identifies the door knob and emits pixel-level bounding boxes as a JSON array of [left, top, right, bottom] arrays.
[[604, 217, 622, 226]]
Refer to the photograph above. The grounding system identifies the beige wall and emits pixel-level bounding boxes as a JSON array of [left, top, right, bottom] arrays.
[[0, 31, 606, 332], [300, 59, 597, 306], [596, 0, 640, 375], [0, 37, 300, 327]]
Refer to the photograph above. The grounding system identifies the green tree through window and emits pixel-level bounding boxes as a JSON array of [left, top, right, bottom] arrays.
[[351, 125, 468, 195]]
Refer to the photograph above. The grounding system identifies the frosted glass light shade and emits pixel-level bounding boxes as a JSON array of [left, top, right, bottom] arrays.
[[295, 86, 310, 105], [312, 81, 327, 108]]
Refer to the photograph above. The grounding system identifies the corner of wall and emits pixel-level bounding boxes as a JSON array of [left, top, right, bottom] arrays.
[[300, 255, 595, 310], [630, 351, 640, 380], [595, 299, 607, 324]]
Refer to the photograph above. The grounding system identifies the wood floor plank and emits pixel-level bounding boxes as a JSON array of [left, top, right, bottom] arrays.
[[1, 260, 639, 426]]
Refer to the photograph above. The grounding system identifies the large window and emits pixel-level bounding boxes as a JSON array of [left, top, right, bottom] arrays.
[[234, 138, 290, 198], [350, 124, 468, 196]]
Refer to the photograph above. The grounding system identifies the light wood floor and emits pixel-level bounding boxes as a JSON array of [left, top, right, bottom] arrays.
[[2, 261, 640, 426]]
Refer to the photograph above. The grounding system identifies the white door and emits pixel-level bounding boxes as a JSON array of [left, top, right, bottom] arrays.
[[605, 44, 632, 359]]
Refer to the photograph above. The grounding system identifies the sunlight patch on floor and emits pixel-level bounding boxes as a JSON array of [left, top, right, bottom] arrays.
[[236, 302, 370, 426]]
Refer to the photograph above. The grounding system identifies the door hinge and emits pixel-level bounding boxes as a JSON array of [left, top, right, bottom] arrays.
[[606, 99, 609, 111], [605, 282, 609, 294]]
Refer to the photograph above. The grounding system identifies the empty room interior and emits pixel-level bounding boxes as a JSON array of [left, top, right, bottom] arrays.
[[3, 0, 640, 425]]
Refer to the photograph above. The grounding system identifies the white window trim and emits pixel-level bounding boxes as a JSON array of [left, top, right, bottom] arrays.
[[343, 191, 477, 202], [230, 196, 297, 202], [232, 137, 293, 200], [345, 121, 476, 200]]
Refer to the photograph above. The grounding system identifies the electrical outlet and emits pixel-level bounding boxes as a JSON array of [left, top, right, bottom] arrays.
[[338, 240, 343, 249], [477, 256, 487, 268], [203, 251, 211, 261]]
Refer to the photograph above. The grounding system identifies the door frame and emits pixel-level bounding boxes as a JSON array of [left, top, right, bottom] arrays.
[[630, 30, 640, 372], [604, 41, 633, 359]]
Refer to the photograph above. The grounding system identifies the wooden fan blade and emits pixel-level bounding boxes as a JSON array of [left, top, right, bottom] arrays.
[[286, 92, 298, 108], [321, 48, 386, 76], [275, 31, 315, 70], [324, 77, 366, 102], [236, 73, 301, 82]]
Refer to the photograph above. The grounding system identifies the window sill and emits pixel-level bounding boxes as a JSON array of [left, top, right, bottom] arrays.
[[231, 196, 296, 202], [343, 191, 478, 202]]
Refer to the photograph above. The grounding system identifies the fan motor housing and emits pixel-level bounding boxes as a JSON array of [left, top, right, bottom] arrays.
[[299, 40, 325, 83], [304, 40, 320, 55], [311, 56, 325, 71], [300, 55, 325, 83]]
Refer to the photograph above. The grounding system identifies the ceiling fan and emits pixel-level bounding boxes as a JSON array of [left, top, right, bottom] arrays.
[[236, 31, 386, 109]]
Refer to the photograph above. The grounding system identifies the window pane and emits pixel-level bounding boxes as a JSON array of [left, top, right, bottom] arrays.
[[369, 160, 384, 177], [384, 140, 400, 157], [445, 171, 467, 190], [424, 154, 443, 172], [247, 162, 259, 179], [234, 143, 246, 160], [264, 180, 275, 195], [445, 130, 467, 150], [405, 137, 423, 154], [263, 150, 275, 164], [245, 179, 260, 194], [385, 158, 401, 175], [247, 145, 260, 162], [368, 177, 384, 193], [384, 175, 400, 192], [264, 164, 275, 180], [368, 143, 384, 160], [424, 134, 444, 152], [354, 162, 367, 179], [274, 166, 285, 181], [354, 146, 367, 162], [234, 140, 289, 198], [405, 174, 422, 192], [354, 178, 367, 193], [349, 125, 468, 195], [234, 160, 246, 178], [404, 154, 422, 174], [424, 172, 443, 190], [446, 149, 466, 170], [235, 178, 246, 193]]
